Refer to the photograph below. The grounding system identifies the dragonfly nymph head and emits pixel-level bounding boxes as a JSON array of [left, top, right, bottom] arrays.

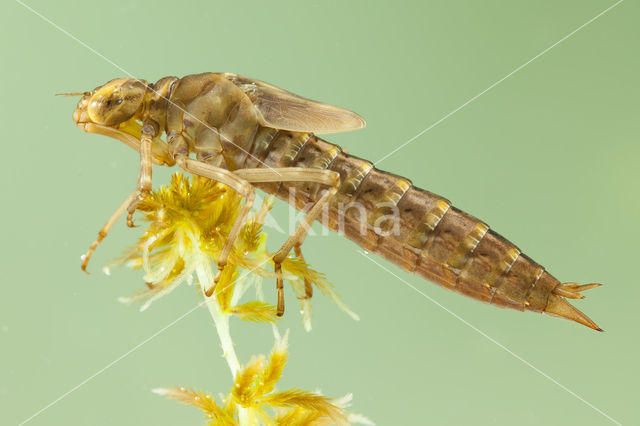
[[73, 78, 147, 127], [69, 78, 174, 165]]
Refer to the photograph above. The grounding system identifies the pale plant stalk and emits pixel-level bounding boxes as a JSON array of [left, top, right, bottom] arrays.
[[194, 255, 251, 423]]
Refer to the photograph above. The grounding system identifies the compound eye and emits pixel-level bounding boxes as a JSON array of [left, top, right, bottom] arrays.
[[87, 79, 146, 126], [106, 97, 123, 107]]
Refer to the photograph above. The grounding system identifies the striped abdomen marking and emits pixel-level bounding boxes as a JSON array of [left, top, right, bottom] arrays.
[[251, 131, 600, 329]]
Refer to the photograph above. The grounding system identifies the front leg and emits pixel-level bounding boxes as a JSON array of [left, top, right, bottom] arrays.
[[81, 189, 138, 272], [126, 124, 155, 227]]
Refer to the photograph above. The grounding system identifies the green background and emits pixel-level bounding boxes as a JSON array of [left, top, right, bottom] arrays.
[[1, 0, 638, 425]]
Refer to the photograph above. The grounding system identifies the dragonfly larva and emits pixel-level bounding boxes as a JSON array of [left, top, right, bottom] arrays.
[[66, 72, 601, 330]]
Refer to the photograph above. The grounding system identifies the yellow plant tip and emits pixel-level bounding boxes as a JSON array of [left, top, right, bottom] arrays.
[[286, 276, 313, 329], [275, 329, 289, 352], [256, 195, 275, 225], [332, 393, 354, 408], [301, 298, 313, 332], [261, 389, 348, 424], [275, 407, 322, 425], [154, 386, 236, 425], [216, 266, 239, 311], [232, 355, 267, 406], [322, 286, 359, 322], [281, 257, 359, 322], [230, 301, 279, 324], [151, 387, 172, 396], [257, 330, 289, 396], [330, 394, 375, 425], [348, 413, 376, 425], [237, 218, 264, 255], [117, 296, 134, 305], [271, 324, 282, 341], [117, 285, 162, 307]]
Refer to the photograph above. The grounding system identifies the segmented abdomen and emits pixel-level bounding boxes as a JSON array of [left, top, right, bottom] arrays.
[[243, 130, 598, 326]]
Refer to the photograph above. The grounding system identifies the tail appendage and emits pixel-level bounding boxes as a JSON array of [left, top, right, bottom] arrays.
[[546, 282, 602, 331]]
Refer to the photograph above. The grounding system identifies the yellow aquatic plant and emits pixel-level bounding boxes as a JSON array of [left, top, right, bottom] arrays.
[[154, 331, 371, 425], [113, 173, 357, 327], [111, 173, 370, 425]]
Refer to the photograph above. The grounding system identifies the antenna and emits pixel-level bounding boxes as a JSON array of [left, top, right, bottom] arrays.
[[55, 92, 89, 96]]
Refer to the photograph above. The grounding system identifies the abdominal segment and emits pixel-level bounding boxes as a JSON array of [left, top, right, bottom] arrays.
[[244, 130, 600, 329]]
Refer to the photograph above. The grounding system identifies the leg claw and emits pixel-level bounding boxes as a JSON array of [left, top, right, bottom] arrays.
[[204, 283, 215, 297], [126, 191, 149, 228]]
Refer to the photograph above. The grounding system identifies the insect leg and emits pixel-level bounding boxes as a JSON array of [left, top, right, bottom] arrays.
[[273, 184, 338, 315], [294, 243, 313, 300], [81, 189, 138, 272], [126, 118, 166, 227], [233, 167, 339, 187], [174, 156, 255, 297], [126, 132, 153, 227], [233, 167, 340, 315]]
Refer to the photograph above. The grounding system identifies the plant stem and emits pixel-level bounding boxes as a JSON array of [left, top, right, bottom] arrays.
[[196, 261, 250, 423], [204, 293, 240, 375]]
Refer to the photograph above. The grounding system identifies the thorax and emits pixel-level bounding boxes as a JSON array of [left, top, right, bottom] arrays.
[[163, 73, 261, 170]]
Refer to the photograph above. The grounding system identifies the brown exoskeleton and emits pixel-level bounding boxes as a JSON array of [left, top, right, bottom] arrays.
[[68, 72, 601, 329]]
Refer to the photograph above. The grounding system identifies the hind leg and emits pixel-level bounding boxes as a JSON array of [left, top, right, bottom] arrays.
[[271, 183, 338, 315], [233, 167, 340, 315], [294, 243, 313, 300]]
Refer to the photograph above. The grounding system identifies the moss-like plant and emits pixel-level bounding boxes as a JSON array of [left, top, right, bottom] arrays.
[[109, 173, 371, 425]]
